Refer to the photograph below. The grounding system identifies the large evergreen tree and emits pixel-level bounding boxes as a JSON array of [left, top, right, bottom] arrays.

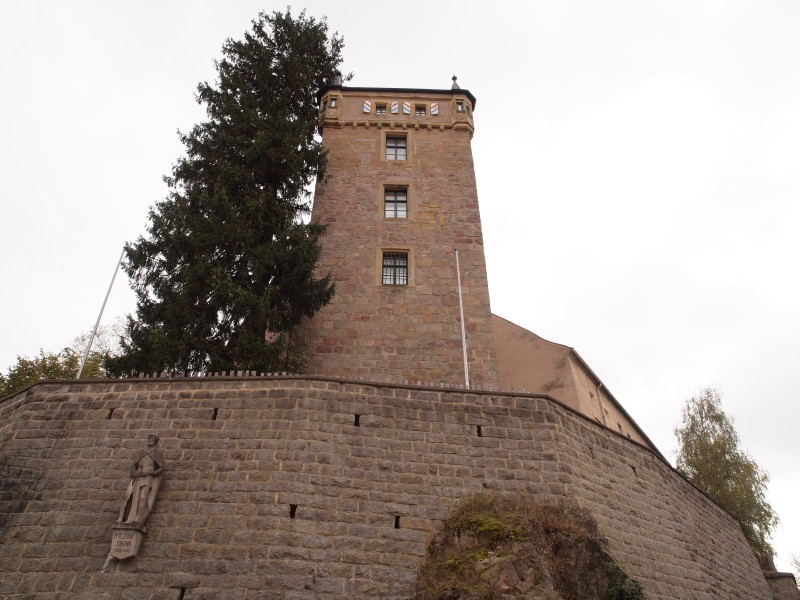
[[108, 10, 343, 376], [675, 388, 778, 559]]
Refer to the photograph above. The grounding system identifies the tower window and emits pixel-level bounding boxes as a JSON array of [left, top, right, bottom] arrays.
[[456, 100, 465, 112], [382, 252, 408, 286], [415, 104, 426, 116], [376, 103, 387, 115], [386, 135, 407, 161], [384, 188, 407, 219], [329, 97, 338, 108]]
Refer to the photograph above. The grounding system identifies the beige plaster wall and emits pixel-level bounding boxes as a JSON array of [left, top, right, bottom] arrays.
[[0, 376, 772, 599], [492, 314, 577, 401], [492, 315, 649, 447]]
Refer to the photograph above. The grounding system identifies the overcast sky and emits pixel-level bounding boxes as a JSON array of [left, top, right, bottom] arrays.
[[1, 0, 798, 572]]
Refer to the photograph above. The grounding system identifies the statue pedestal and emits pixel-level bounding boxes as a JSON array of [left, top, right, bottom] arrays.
[[110, 524, 144, 560]]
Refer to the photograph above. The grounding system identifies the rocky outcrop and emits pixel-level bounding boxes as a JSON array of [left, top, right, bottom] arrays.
[[415, 494, 645, 599]]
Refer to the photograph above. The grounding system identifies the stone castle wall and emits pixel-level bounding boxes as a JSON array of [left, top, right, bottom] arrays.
[[766, 573, 800, 600], [0, 376, 772, 599], [301, 87, 498, 387]]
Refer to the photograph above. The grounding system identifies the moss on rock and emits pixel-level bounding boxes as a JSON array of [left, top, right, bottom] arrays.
[[415, 494, 645, 600]]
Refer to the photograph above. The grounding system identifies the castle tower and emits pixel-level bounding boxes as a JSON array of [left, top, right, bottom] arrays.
[[303, 81, 498, 386]]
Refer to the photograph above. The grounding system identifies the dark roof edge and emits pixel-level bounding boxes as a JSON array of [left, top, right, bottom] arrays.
[[317, 85, 477, 109], [763, 572, 797, 582], [567, 346, 666, 462]]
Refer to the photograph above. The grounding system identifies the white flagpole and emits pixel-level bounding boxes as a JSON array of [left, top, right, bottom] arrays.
[[455, 249, 469, 388], [77, 248, 124, 379]]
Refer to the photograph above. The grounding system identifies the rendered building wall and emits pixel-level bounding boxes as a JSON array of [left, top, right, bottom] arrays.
[[0, 377, 773, 599], [492, 314, 651, 447]]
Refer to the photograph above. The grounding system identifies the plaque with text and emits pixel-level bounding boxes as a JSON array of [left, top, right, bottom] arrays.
[[110, 527, 143, 560]]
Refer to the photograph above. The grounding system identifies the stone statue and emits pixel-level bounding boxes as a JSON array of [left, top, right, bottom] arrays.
[[117, 434, 165, 527]]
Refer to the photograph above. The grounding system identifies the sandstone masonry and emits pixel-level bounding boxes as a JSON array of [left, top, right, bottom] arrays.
[[0, 376, 774, 599], [300, 85, 498, 386]]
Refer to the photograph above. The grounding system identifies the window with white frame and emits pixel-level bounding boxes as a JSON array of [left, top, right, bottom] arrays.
[[382, 252, 408, 286], [386, 135, 407, 161], [384, 188, 408, 219]]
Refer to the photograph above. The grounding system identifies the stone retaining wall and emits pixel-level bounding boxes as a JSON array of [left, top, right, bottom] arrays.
[[765, 573, 800, 600], [0, 376, 773, 599]]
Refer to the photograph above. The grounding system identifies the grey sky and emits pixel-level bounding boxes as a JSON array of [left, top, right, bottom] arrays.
[[1, 0, 797, 571]]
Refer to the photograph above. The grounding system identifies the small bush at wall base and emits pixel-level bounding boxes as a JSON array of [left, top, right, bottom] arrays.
[[607, 560, 646, 600]]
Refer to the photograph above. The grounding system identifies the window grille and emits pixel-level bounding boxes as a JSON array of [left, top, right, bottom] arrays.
[[382, 252, 408, 285]]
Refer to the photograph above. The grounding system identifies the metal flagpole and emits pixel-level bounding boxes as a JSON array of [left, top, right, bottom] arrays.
[[455, 249, 469, 388], [77, 248, 125, 379]]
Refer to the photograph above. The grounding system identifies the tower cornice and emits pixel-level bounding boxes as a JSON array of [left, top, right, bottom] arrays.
[[317, 85, 477, 109], [317, 86, 476, 136]]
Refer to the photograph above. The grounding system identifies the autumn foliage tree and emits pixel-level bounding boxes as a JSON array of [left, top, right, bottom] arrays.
[[0, 349, 105, 397], [675, 387, 778, 559], [107, 10, 343, 376]]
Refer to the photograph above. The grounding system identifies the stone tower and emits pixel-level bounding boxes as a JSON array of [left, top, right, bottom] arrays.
[[302, 81, 498, 386]]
